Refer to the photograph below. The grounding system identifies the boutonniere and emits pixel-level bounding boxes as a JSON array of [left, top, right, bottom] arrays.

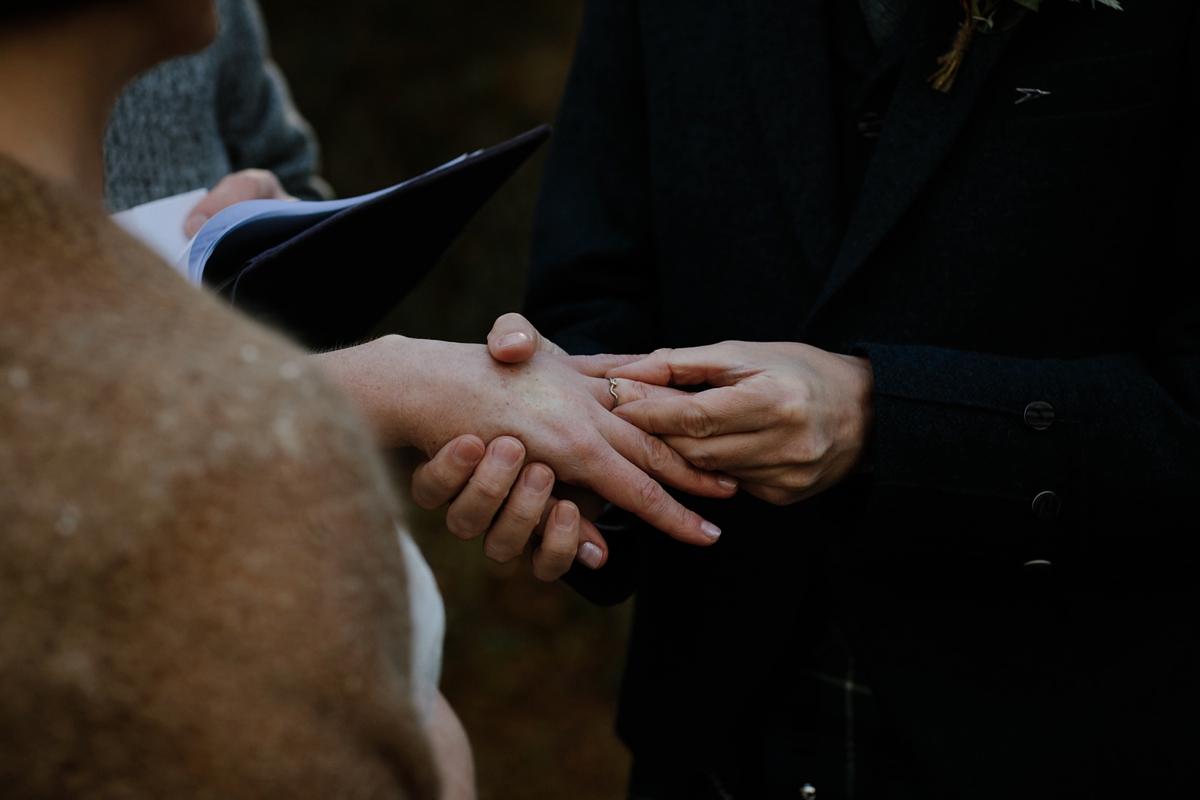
[[929, 0, 1123, 94]]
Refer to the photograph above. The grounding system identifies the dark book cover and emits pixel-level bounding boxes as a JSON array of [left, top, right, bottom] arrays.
[[197, 125, 551, 350]]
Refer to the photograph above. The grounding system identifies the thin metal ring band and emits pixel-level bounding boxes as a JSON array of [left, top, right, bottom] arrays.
[[608, 377, 620, 409]]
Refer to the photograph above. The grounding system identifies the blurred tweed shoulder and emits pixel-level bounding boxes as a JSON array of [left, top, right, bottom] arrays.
[[103, 0, 328, 211], [0, 156, 437, 800]]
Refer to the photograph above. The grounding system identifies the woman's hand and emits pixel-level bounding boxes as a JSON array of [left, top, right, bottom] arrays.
[[313, 332, 735, 549], [607, 341, 875, 506]]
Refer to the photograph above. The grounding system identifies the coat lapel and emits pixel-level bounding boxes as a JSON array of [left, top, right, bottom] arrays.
[[744, 0, 841, 279], [803, 6, 1026, 331]]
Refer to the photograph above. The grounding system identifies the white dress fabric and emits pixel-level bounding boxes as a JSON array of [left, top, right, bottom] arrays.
[[398, 528, 444, 728]]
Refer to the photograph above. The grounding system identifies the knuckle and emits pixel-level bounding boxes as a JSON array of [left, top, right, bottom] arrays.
[[505, 499, 544, 528], [249, 169, 277, 192], [784, 467, 819, 491], [231, 171, 258, 192], [472, 478, 510, 504], [635, 478, 674, 518], [790, 438, 824, 465], [483, 537, 521, 564], [444, 513, 483, 541], [540, 533, 578, 560], [686, 449, 717, 472], [409, 485, 438, 510], [764, 488, 792, 506], [641, 436, 676, 475], [532, 561, 563, 583], [681, 405, 714, 439]]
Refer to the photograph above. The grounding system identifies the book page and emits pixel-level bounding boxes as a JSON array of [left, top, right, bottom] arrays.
[[112, 188, 208, 283]]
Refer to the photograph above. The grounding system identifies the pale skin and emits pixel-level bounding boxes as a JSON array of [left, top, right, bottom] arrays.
[[313, 328, 736, 577], [467, 316, 877, 508], [609, 343, 875, 505], [183, 168, 295, 237]]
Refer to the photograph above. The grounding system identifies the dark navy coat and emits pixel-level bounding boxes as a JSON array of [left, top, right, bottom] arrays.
[[526, 0, 1200, 794]]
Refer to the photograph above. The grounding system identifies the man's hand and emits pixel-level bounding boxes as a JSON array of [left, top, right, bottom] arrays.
[[411, 433, 607, 581], [607, 341, 875, 506], [184, 169, 294, 237]]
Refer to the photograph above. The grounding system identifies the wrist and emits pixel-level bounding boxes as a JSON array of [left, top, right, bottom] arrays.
[[313, 334, 426, 450], [848, 355, 876, 473]]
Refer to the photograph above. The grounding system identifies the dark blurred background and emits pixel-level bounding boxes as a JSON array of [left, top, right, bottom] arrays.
[[255, 1, 635, 798]]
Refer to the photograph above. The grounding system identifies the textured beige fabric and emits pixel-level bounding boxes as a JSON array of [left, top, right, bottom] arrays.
[[0, 157, 438, 800]]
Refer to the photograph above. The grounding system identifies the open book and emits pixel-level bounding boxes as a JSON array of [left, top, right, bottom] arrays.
[[115, 126, 551, 350]]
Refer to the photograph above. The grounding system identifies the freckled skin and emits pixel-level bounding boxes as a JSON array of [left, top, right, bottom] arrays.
[[0, 158, 438, 800], [314, 333, 740, 547]]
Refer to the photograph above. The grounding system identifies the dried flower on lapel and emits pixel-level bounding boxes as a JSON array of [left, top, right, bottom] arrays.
[[929, 0, 1123, 94]]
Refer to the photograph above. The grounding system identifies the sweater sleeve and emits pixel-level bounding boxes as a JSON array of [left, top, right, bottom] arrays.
[[213, 0, 331, 201]]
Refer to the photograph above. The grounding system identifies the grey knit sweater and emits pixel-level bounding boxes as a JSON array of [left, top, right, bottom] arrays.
[[104, 0, 327, 212]]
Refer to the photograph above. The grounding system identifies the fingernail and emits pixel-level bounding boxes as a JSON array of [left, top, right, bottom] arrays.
[[494, 437, 524, 468], [452, 439, 482, 466], [556, 503, 579, 528], [184, 213, 208, 236], [701, 521, 722, 541], [717, 476, 738, 492], [496, 332, 531, 349], [523, 465, 552, 493], [577, 542, 603, 569]]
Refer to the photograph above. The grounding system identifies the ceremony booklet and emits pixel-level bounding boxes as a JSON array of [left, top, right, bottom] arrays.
[[114, 125, 552, 350]]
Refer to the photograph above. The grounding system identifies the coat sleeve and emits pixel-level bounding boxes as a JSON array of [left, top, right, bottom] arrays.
[[214, 0, 331, 201], [526, 0, 661, 358]]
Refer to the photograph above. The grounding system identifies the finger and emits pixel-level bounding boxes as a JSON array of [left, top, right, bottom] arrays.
[[410, 435, 486, 510], [608, 343, 749, 388], [184, 169, 292, 237], [580, 375, 688, 410], [482, 463, 555, 564], [579, 447, 723, 547], [487, 312, 567, 363], [660, 432, 780, 474], [443, 436, 526, 540], [663, 437, 825, 501], [613, 386, 773, 438], [569, 353, 650, 378], [527, 494, 609, 569], [607, 377, 691, 410], [532, 501, 584, 581], [547, 486, 609, 569], [599, 415, 738, 499], [741, 480, 816, 506], [574, 515, 608, 569]]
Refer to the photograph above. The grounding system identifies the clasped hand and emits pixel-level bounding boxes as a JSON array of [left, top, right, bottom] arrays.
[[318, 317, 735, 582], [608, 341, 875, 506], [352, 319, 873, 582]]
